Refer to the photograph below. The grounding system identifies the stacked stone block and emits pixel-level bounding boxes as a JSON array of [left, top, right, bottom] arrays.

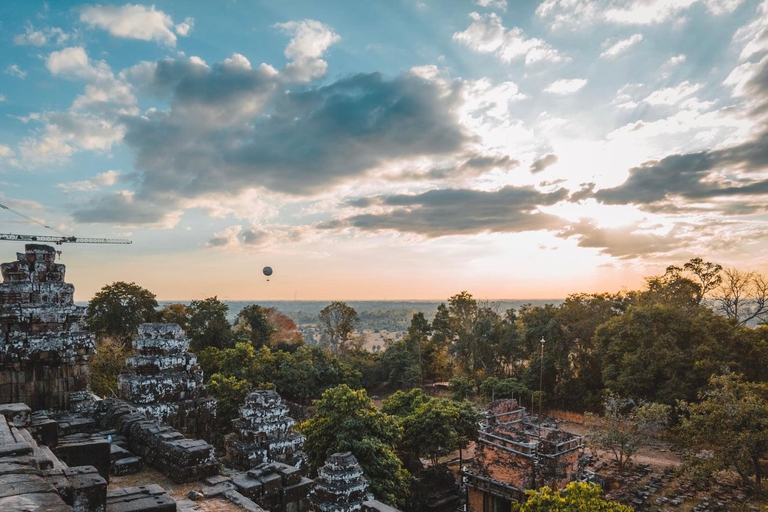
[[118, 323, 216, 439], [0, 244, 95, 410], [93, 398, 219, 483], [310, 452, 370, 512], [226, 389, 307, 469]]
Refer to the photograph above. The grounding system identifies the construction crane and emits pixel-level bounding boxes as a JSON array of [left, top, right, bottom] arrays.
[[0, 202, 131, 245]]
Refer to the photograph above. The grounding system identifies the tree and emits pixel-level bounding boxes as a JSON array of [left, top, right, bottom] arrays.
[[517, 482, 631, 512], [660, 257, 723, 304], [382, 339, 421, 389], [158, 303, 190, 330], [587, 394, 669, 474], [300, 385, 410, 506], [187, 296, 234, 351], [318, 301, 360, 352], [714, 266, 768, 325], [89, 337, 128, 397], [678, 373, 768, 488], [234, 304, 275, 348], [397, 397, 478, 466], [85, 281, 159, 346]]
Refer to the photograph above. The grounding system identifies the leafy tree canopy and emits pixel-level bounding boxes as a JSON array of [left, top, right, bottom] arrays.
[[85, 281, 158, 346], [517, 482, 632, 512]]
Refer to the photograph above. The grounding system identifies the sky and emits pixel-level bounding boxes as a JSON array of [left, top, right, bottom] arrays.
[[1, 0, 768, 301]]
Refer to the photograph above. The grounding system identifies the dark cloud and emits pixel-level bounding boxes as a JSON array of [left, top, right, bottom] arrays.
[[73, 192, 174, 224], [558, 219, 688, 258], [329, 186, 568, 237], [529, 153, 558, 174], [394, 154, 518, 181], [593, 129, 768, 212], [76, 57, 470, 224]]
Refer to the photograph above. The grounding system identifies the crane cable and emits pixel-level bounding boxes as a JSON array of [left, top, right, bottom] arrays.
[[0, 201, 69, 237]]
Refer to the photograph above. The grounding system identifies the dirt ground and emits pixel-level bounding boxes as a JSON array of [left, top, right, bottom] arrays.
[[109, 467, 241, 512]]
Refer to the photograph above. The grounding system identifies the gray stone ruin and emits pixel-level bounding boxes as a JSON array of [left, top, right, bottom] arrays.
[[118, 322, 216, 440], [310, 452, 370, 512], [0, 244, 95, 411], [226, 389, 307, 469]]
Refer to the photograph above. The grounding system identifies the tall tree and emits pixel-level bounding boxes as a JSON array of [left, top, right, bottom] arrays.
[[318, 301, 360, 352], [587, 394, 669, 474], [234, 304, 275, 348], [678, 373, 768, 488], [85, 281, 158, 346], [187, 296, 234, 351], [713, 266, 768, 325], [300, 385, 409, 506]]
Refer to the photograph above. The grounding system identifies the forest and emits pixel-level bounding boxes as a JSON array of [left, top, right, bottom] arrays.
[[83, 258, 768, 509]]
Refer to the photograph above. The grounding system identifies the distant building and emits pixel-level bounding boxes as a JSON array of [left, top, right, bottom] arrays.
[[464, 399, 583, 512]]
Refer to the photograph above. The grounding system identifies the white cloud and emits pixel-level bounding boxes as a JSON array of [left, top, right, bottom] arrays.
[[453, 12, 565, 65], [275, 20, 341, 82], [80, 4, 192, 46], [600, 33, 643, 58], [5, 64, 27, 79], [57, 170, 121, 193], [0, 145, 14, 158], [733, 0, 768, 61], [475, 0, 508, 10], [0, 95, 5, 103], [46, 47, 136, 109], [537, 0, 746, 29], [643, 80, 701, 105], [94, 170, 120, 186], [13, 25, 68, 46], [544, 78, 587, 94]]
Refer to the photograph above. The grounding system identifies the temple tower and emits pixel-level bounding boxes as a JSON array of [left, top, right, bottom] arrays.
[[0, 244, 95, 410]]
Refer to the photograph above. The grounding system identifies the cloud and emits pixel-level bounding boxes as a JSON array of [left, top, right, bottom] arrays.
[[475, 0, 508, 10], [57, 170, 121, 193], [600, 33, 643, 59], [453, 12, 565, 65], [72, 191, 182, 228], [80, 4, 192, 46], [544, 78, 587, 94], [733, 0, 768, 61], [13, 25, 68, 46], [327, 186, 568, 237], [536, 0, 747, 29], [275, 19, 341, 82], [5, 64, 27, 79], [75, 56, 470, 224], [557, 219, 689, 258], [395, 154, 519, 181], [530, 154, 558, 173], [643, 80, 701, 105]]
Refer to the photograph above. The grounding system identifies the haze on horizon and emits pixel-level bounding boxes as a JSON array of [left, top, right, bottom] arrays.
[[1, 0, 768, 302]]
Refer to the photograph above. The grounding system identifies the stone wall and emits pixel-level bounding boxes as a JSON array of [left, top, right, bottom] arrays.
[[0, 244, 95, 410], [118, 323, 216, 439]]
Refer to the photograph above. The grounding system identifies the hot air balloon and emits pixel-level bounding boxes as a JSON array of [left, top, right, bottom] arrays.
[[263, 266, 273, 281]]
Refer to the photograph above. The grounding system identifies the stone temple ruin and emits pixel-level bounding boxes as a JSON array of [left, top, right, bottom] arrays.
[[464, 399, 584, 512], [0, 244, 95, 410], [0, 244, 405, 512], [310, 451, 370, 512], [118, 322, 216, 440], [226, 389, 307, 470]]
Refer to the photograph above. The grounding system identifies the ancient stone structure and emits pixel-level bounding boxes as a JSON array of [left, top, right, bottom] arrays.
[[226, 389, 307, 469], [118, 323, 216, 439], [0, 244, 95, 410], [464, 399, 583, 511], [310, 452, 370, 512], [93, 398, 219, 483]]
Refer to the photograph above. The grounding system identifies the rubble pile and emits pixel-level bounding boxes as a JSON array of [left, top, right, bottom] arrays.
[[118, 323, 216, 440], [310, 452, 370, 512], [93, 398, 219, 483], [0, 244, 95, 410], [226, 389, 307, 469]]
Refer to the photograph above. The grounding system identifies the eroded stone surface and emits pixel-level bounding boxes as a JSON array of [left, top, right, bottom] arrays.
[[118, 323, 216, 440], [225, 390, 306, 470], [0, 245, 95, 410], [310, 452, 369, 512]]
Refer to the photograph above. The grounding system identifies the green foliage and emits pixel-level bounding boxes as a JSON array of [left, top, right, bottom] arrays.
[[318, 301, 360, 352], [89, 337, 129, 397], [158, 303, 190, 330], [300, 385, 409, 506], [382, 339, 421, 389], [85, 281, 158, 346], [479, 376, 530, 402], [678, 373, 768, 488], [381, 389, 430, 417], [448, 375, 475, 401], [587, 394, 670, 473], [187, 296, 234, 351], [234, 304, 275, 348], [207, 373, 252, 431], [517, 482, 632, 512]]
